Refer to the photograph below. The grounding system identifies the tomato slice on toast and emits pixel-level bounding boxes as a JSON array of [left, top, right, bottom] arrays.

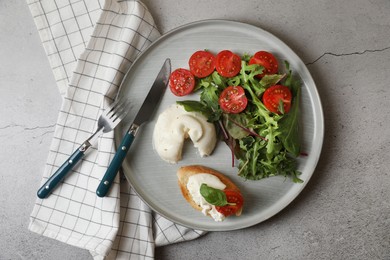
[[215, 190, 244, 217]]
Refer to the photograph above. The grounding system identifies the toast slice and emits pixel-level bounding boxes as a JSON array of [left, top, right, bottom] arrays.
[[177, 165, 243, 217]]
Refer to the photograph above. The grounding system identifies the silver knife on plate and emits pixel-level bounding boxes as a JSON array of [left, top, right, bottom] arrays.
[[96, 58, 171, 197]]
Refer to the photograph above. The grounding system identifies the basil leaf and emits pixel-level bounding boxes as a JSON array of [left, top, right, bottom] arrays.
[[199, 184, 227, 206]]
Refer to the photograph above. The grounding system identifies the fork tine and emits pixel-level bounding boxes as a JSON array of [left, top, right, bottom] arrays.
[[104, 98, 126, 117], [104, 98, 130, 122], [111, 99, 131, 123], [99, 98, 131, 133]]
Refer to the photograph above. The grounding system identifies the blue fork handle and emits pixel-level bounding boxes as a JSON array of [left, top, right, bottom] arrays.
[[96, 132, 135, 197], [37, 143, 88, 199]]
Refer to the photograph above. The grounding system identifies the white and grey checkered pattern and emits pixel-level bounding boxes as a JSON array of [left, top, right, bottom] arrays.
[[27, 0, 205, 259]]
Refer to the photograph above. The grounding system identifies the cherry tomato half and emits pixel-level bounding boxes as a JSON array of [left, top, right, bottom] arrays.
[[215, 190, 244, 217], [215, 50, 242, 77], [249, 51, 278, 78], [169, 68, 195, 96], [219, 86, 248, 114], [189, 50, 216, 78], [262, 85, 292, 114]]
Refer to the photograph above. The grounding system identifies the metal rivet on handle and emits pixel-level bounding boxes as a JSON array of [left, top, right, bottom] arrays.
[[104, 181, 109, 185], [121, 146, 126, 150]]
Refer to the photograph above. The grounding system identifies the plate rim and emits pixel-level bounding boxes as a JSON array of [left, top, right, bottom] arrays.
[[115, 19, 324, 231]]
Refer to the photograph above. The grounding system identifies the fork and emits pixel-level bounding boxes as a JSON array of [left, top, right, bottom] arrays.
[[37, 98, 130, 199]]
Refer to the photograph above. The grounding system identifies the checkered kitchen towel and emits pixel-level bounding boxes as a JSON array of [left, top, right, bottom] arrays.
[[27, 0, 205, 259]]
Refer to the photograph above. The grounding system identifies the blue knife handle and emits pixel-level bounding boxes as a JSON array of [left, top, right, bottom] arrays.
[[96, 131, 135, 197], [37, 143, 88, 199]]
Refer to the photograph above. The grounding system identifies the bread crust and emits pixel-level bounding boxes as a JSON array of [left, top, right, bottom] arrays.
[[177, 165, 242, 217]]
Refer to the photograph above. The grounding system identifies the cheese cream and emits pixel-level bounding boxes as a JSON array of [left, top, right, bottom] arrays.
[[153, 104, 217, 163], [187, 173, 226, 222]]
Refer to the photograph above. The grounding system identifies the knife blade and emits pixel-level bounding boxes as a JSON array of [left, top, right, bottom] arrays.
[[96, 58, 171, 197]]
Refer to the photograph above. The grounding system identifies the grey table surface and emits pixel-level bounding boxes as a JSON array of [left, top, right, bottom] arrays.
[[1, 1, 390, 259]]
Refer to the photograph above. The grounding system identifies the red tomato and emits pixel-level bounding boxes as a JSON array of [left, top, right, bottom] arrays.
[[219, 86, 248, 114], [215, 190, 244, 217], [189, 50, 216, 78], [169, 68, 195, 96], [215, 50, 242, 77], [249, 51, 278, 78], [262, 85, 292, 114]]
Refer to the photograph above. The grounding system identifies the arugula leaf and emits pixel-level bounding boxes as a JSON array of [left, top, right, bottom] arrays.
[[242, 53, 252, 62], [259, 74, 285, 89], [211, 71, 228, 88], [200, 84, 220, 111], [278, 85, 301, 156], [278, 99, 285, 114], [200, 184, 228, 206], [278, 62, 302, 157]]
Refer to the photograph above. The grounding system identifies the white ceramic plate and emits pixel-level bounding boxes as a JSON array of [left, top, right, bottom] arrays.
[[115, 20, 324, 231]]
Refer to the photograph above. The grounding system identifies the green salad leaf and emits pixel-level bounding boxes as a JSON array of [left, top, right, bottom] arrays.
[[177, 54, 303, 183], [278, 61, 301, 156]]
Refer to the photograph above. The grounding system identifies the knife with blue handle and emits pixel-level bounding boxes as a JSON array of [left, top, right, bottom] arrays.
[[96, 58, 171, 197]]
